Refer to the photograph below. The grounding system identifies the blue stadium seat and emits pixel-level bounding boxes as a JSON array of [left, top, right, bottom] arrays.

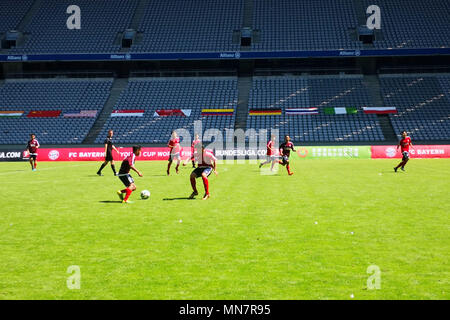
[[380, 74, 450, 141], [4, 0, 449, 54], [0, 0, 33, 33], [95, 77, 238, 144], [246, 75, 385, 142], [0, 78, 113, 144], [9, 0, 138, 54]]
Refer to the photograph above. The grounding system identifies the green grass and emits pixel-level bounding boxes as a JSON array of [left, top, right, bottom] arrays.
[[0, 158, 449, 300]]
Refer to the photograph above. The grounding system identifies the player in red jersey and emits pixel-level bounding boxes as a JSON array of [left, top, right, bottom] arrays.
[[116, 145, 143, 203], [279, 135, 295, 175], [259, 134, 278, 171], [189, 144, 218, 200], [183, 133, 201, 168], [26, 133, 40, 171], [167, 131, 181, 175], [394, 131, 413, 172]]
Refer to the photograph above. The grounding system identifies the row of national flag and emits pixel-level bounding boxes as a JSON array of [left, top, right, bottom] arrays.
[[0, 110, 98, 118], [112, 107, 398, 117], [249, 107, 397, 115], [0, 108, 232, 118], [0, 107, 398, 118], [112, 109, 235, 117]]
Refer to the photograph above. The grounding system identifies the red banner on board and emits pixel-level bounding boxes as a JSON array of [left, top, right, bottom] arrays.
[[35, 147, 193, 161], [371, 145, 450, 159]]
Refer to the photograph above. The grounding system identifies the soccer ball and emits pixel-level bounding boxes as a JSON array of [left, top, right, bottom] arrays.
[[140, 190, 150, 200]]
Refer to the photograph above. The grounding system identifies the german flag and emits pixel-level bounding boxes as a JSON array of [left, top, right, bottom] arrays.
[[201, 109, 234, 116], [249, 109, 282, 116]]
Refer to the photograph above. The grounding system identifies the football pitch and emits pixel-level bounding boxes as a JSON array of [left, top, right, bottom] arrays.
[[0, 158, 449, 300]]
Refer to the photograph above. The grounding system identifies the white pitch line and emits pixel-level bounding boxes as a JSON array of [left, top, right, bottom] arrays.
[[0, 163, 95, 176]]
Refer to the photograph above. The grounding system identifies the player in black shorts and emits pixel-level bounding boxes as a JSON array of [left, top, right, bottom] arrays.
[[116, 145, 143, 203], [394, 131, 413, 172], [279, 135, 295, 176], [97, 130, 120, 176], [189, 144, 218, 200], [26, 133, 40, 171]]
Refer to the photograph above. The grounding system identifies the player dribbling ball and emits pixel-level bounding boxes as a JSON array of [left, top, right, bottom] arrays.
[[116, 145, 143, 203]]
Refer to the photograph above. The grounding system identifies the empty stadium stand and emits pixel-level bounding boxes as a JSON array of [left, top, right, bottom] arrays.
[[131, 0, 243, 53], [0, 0, 449, 147], [0, 78, 113, 144], [0, 0, 33, 33], [252, 0, 363, 51], [2, 0, 449, 54], [1, 74, 449, 145], [9, 0, 138, 53], [95, 77, 238, 144], [380, 74, 450, 141], [246, 75, 385, 142], [361, 0, 450, 49]]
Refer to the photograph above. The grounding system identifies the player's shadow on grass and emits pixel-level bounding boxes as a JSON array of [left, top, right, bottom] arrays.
[[162, 197, 194, 201], [382, 170, 400, 174], [99, 200, 123, 204]]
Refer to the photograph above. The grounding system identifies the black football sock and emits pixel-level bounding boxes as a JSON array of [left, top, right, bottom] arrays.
[[402, 160, 408, 169], [98, 163, 107, 173], [111, 164, 117, 175]]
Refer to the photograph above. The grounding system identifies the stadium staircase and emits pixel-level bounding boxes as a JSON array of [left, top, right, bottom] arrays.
[[129, 0, 148, 30], [234, 76, 252, 130], [83, 78, 128, 144], [0, 0, 41, 52], [233, 0, 254, 130], [242, 0, 253, 28], [118, 0, 148, 52], [352, 0, 367, 26], [363, 75, 398, 141], [240, 0, 254, 51], [15, 0, 41, 32]]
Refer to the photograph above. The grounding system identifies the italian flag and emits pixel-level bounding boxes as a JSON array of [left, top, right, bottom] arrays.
[[323, 107, 357, 115], [363, 107, 397, 114]]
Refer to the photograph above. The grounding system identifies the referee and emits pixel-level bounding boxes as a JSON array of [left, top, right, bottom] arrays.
[[97, 130, 120, 176]]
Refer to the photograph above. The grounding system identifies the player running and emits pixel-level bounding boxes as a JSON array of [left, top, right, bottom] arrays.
[[259, 134, 278, 171], [394, 131, 413, 172], [183, 133, 201, 168], [97, 130, 120, 176], [189, 144, 218, 200], [167, 131, 181, 175], [279, 135, 295, 176], [26, 133, 40, 171], [116, 145, 143, 203]]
